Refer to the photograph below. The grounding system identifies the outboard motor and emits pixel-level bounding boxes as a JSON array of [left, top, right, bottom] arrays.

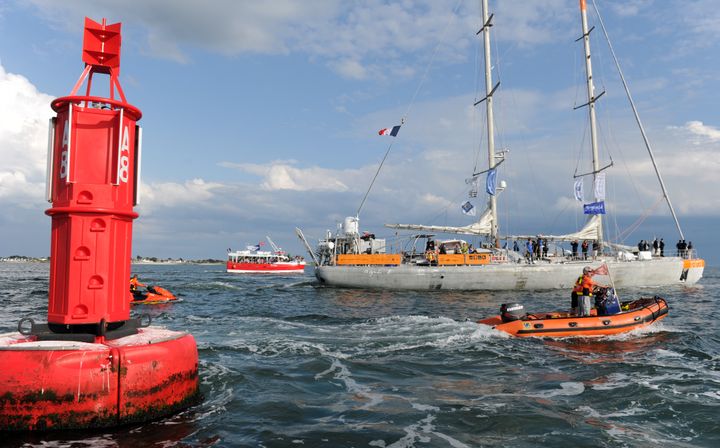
[[500, 303, 525, 323]]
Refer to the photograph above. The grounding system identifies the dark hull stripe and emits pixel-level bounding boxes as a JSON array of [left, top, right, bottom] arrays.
[[515, 305, 668, 335]]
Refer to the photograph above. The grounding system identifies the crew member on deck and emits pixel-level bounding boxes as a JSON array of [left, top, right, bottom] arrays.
[[571, 266, 603, 316]]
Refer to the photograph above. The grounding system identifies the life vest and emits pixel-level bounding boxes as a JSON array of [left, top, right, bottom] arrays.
[[129, 277, 145, 290], [572, 274, 594, 295], [572, 276, 583, 293]]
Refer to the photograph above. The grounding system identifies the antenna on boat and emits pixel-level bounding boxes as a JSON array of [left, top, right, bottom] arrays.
[[577, 0, 605, 248], [266, 235, 281, 253], [590, 0, 685, 240], [477, 0, 499, 247]]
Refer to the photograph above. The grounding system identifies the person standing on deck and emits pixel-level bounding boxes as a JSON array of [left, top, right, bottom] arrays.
[[526, 239, 534, 264], [571, 240, 579, 259], [581, 240, 589, 260], [660, 238, 665, 257], [571, 266, 603, 316]]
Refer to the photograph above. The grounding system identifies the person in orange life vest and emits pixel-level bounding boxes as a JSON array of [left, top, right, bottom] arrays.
[[129, 275, 145, 293], [571, 266, 604, 316]]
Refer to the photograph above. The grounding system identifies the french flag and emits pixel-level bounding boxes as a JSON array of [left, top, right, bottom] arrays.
[[378, 125, 401, 137]]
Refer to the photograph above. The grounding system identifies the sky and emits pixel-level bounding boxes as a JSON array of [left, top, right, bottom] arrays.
[[0, 0, 719, 265]]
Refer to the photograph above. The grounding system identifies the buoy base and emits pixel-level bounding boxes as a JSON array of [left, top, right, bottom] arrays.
[[0, 327, 200, 431]]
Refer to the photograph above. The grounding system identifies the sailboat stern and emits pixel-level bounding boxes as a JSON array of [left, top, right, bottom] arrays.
[[682, 258, 705, 284]]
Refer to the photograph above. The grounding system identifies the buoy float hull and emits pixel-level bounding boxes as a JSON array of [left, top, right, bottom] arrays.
[[0, 327, 199, 431]]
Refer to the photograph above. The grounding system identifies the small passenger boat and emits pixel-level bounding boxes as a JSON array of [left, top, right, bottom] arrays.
[[479, 289, 668, 338], [227, 236, 306, 274]]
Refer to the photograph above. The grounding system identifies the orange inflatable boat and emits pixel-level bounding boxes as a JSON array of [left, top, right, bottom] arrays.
[[479, 294, 668, 338]]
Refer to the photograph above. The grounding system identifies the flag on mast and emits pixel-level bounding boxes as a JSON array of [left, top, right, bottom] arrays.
[[574, 179, 584, 202], [461, 201, 476, 216], [594, 172, 606, 201], [486, 168, 497, 195], [590, 263, 609, 276], [378, 125, 401, 137]]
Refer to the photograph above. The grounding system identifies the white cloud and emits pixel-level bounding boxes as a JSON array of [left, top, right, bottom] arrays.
[[0, 63, 54, 204], [607, 0, 653, 18], [139, 178, 225, 211], [492, 0, 575, 46], [683, 0, 720, 37], [22, 0, 573, 79], [672, 120, 720, 143], [219, 160, 357, 192], [421, 193, 453, 209], [330, 59, 368, 81]]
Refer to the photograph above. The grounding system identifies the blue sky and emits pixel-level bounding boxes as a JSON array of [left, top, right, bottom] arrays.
[[1, 0, 719, 265]]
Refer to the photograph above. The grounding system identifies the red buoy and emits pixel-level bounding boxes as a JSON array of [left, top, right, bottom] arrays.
[[0, 18, 200, 431]]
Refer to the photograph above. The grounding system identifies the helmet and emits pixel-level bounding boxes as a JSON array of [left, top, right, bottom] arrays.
[[583, 266, 592, 274]]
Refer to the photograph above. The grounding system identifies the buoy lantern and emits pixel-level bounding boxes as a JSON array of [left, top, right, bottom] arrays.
[[0, 18, 200, 431]]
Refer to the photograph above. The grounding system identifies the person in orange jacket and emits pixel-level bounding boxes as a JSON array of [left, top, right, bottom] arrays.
[[129, 274, 145, 293], [571, 266, 601, 316]]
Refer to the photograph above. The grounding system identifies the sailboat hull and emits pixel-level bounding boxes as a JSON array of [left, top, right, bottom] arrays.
[[315, 257, 703, 291]]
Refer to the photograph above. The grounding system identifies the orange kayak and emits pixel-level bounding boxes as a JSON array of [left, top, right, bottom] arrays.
[[479, 296, 668, 338], [131, 285, 178, 305]]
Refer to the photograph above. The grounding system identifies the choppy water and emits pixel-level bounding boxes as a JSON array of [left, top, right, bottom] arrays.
[[1, 262, 719, 447]]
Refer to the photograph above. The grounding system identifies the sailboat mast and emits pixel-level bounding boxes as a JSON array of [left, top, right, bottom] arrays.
[[579, 0, 604, 246], [481, 0, 498, 246]]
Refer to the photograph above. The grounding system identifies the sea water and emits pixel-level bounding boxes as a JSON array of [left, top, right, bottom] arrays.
[[1, 263, 718, 447]]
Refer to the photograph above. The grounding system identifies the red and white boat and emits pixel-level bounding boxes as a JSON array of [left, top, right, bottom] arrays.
[[227, 237, 306, 274]]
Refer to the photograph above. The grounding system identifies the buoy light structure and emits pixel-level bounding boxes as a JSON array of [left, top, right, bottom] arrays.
[[0, 18, 200, 430]]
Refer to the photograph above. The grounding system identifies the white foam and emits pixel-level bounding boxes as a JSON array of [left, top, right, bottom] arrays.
[[410, 402, 440, 412], [431, 432, 472, 448], [229, 338, 348, 359], [590, 372, 631, 391], [315, 358, 384, 409], [531, 381, 585, 398], [386, 414, 435, 448], [576, 405, 600, 418], [653, 348, 684, 358]]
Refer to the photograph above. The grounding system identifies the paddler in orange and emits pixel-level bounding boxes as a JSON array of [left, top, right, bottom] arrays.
[[571, 266, 599, 317], [129, 274, 145, 293]]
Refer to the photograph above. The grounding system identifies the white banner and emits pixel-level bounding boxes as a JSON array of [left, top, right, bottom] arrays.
[[594, 173, 606, 201], [574, 179, 584, 202]]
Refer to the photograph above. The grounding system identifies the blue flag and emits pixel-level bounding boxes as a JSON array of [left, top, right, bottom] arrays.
[[583, 201, 606, 215], [486, 168, 497, 196], [461, 201, 476, 216]]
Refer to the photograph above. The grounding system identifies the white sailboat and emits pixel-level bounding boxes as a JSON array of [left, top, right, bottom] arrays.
[[296, 0, 704, 290]]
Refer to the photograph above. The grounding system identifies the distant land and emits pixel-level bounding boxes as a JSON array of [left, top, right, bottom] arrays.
[[0, 255, 224, 265]]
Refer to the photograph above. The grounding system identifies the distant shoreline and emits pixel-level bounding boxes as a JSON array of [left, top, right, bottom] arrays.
[[1, 256, 223, 265]]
